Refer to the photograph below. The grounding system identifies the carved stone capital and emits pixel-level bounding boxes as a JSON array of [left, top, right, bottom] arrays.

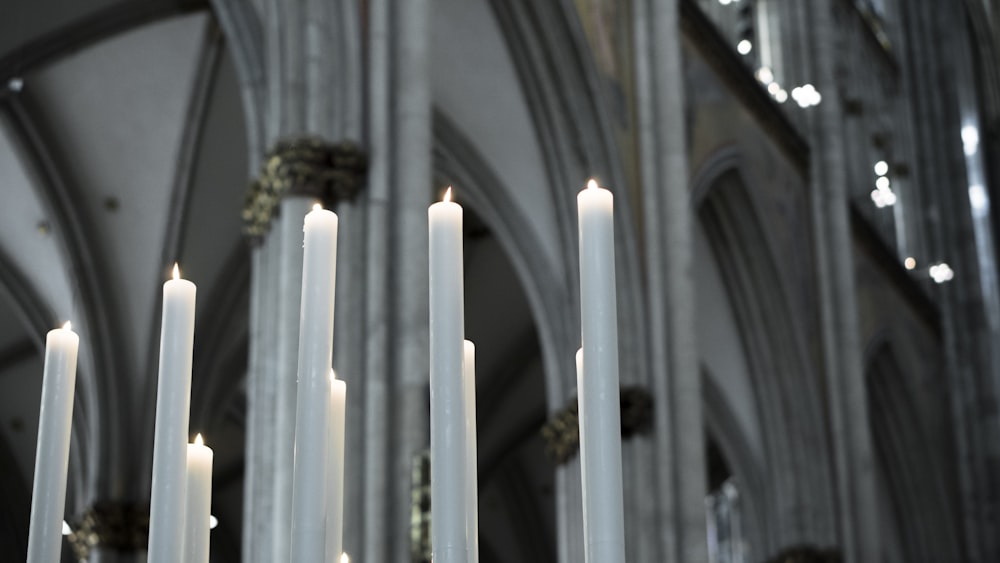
[[66, 502, 149, 560], [540, 386, 654, 465], [242, 136, 368, 239], [765, 545, 843, 563]]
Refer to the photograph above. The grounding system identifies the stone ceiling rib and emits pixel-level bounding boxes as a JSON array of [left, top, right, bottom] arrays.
[[0, 0, 206, 83], [0, 95, 127, 501], [131, 25, 227, 491]]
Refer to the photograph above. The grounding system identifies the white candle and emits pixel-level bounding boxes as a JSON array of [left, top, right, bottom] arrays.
[[464, 340, 479, 563], [428, 187, 468, 563], [26, 321, 79, 563], [184, 434, 213, 563], [577, 179, 626, 562], [149, 265, 197, 563], [290, 204, 338, 562], [326, 374, 347, 563]]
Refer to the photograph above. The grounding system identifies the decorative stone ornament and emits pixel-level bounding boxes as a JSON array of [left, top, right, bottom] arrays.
[[242, 137, 367, 239], [540, 386, 653, 465], [66, 503, 150, 560]]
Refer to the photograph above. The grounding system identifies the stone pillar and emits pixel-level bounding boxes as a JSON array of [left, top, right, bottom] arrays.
[[365, 0, 433, 559], [241, 139, 365, 563], [632, 0, 708, 562], [807, 2, 880, 561]]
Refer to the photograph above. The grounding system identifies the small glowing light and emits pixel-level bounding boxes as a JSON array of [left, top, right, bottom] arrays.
[[62, 521, 72, 536], [774, 89, 788, 103], [210, 515, 219, 529], [587, 179, 600, 190], [443, 187, 453, 203], [871, 189, 887, 208], [8, 77, 23, 92], [194, 433, 204, 446], [929, 263, 954, 283], [62, 321, 72, 331], [791, 84, 822, 108], [876, 176, 890, 190], [172, 263, 180, 280], [904, 257, 916, 270], [737, 40, 753, 55], [340, 554, 350, 563], [962, 125, 979, 156], [969, 184, 988, 213], [767, 82, 781, 95], [874, 161, 889, 176], [312, 203, 323, 212], [755, 67, 774, 84]]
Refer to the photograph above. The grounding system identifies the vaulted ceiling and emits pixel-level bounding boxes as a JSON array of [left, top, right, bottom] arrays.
[[0, 1, 556, 560]]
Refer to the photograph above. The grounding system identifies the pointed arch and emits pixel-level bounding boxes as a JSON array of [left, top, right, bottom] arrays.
[[694, 150, 837, 551]]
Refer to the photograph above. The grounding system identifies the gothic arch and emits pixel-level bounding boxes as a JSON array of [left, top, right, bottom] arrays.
[[864, 340, 963, 562], [693, 151, 838, 551]]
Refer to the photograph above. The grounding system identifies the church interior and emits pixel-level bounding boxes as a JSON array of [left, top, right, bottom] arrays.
[[1, 0, 1000, 561]]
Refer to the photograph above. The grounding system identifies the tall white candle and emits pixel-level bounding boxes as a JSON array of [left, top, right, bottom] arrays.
[[464, 340, 479, 563], [326, 374, 347, 563], [577, 179, 626, 562], [149, 265, 197, 563], [290, 204, 338, 562], [428, 187, 468, 563], [184, 434, 213, 563], [26, 321, 79, 563]]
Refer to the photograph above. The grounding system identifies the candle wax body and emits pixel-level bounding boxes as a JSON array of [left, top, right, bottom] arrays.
[[149, 278, 197, 563], [464, 341, 479, 563], [577, 186, 626, 563], [326, 379, 347, 562], [290, 208, 338, 562], [428, 199, 468, 563], [26, 326, 79, 563], [184, 442, 214, 563]]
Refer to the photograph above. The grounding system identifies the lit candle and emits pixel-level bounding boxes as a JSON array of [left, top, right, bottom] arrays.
[[290, 204, 338, 562], [26, 321, 79, 563], [184, 434, 213, 563], [464, 340, 479, 563], [149, 265, 197, 563], [326, 374, 347, 563], [576, 179, 626, 562], [428, 187, 468, 562]]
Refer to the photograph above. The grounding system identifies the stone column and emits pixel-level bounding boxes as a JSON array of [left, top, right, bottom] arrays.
[[365, 0, 433, 559], [241, 139, 366, 563], [632, 0, 708, 562], [807, 2, 880, 561]]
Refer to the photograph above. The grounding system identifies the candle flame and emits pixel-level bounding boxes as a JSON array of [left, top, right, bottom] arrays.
[[340, 553, 349, 563], [172, 263, 180, 280], [312, 202, 322, 212], [62, 321, 72, 331], [194, 433, 204, 446], [587, 179, 599, 190], [330, 369, 337, 382], [443, 187, 453, 203]]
